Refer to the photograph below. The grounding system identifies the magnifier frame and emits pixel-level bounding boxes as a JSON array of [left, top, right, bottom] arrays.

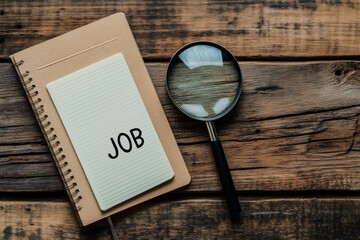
[[166, 41, 243, 220], [166, 41, 243, 122]]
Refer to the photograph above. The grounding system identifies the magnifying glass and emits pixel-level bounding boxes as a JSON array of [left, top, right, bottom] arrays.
[[166, 41, 242, 220]]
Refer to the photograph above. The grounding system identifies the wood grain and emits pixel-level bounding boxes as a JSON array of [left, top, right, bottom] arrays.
[[1, 61, 360, 192], [0, 0, 360, 59], [0, 198, 359, 239], [168, 62, 240, 118]]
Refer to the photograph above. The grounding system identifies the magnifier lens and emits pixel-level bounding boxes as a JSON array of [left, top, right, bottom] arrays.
[[167, 44, 240, 120]]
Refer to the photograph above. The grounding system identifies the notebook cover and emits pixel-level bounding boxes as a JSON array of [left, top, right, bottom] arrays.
[[10, 13, 190, 226]]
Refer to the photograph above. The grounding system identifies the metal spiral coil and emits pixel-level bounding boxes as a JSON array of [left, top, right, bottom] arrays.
[[59, 161, 68, 168], [71, 189, 80, 197], [52, 141, 61, 148], [49, 134, 57, 141], [26, 84, 36, 91], [24, 77, 33, 85], [66, 175, 74, 183], [63, 169, 72, 175], [58, 154, 66, 161], [45, 127, 54, 134], [43, 121, 51, 128], [21, 70, 29, 77], [36, 104, 44, 114], [74, 195, 82, 203], [29, 91, 39, 97], [15, 59, 24, 66], [54, 147, 63, 155], [16, 59, 82, 210], [39, 114, 48, 121], [33, 98, 41, 104]]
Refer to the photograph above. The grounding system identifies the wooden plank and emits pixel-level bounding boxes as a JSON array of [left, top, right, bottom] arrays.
[[1, 61, 360, 192], [0, 198, 359, 239], [1, 0, 360, 59]]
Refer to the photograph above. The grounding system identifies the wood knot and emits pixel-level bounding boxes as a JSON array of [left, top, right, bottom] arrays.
[[333, 62, 360, 86], [306, 118, 358, 156], [334, 69, 342, 76]]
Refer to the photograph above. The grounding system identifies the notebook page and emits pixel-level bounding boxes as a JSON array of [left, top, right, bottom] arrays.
[[46, 53, 174, 211]]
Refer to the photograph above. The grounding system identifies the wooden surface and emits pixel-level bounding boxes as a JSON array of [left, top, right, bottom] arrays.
[[1, 0, 360, 239], [1, 198, 360, 239], [1, 0, 360, 59]]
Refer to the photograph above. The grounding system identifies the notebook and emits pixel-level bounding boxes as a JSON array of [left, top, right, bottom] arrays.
[[47, 53, 174, 211], [10, 13, 190, 226]]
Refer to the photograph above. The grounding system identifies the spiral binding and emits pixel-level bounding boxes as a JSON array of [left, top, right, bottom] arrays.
[[15, 59, 82, 211]]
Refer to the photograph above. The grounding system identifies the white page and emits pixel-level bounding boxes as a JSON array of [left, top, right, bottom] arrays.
[[47, 53, 174, 211]]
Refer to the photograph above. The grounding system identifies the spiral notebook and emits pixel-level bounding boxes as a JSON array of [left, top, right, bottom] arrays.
[[10, 13, 190, 226], [47, 53, 175, 211]]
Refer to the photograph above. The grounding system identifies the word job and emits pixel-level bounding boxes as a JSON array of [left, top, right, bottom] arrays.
[[108, 128, 144, 159]]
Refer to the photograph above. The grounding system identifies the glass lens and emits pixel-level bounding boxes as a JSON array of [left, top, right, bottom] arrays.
[[167, 43, 241, 120]]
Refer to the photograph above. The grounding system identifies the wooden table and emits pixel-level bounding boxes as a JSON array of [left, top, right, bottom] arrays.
[[1, 1, 360, 239]]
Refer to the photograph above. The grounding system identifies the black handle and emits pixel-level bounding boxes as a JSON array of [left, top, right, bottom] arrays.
[[210, 140, 241, 220]]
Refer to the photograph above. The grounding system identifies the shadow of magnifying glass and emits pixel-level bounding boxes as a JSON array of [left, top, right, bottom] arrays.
[[166, 41, 242, 221]]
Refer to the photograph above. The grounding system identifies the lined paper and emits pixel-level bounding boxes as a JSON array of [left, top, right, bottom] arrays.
[[47, 53, 174, 211]]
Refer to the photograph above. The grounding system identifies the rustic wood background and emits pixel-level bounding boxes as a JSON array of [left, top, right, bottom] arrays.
[[1, 0, 360, 239]]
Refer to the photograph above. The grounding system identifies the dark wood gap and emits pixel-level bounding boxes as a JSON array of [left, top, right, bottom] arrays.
[[0, 58, 11, 63], [2, 56, 360, 64], [0, 190, 359, 201]]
